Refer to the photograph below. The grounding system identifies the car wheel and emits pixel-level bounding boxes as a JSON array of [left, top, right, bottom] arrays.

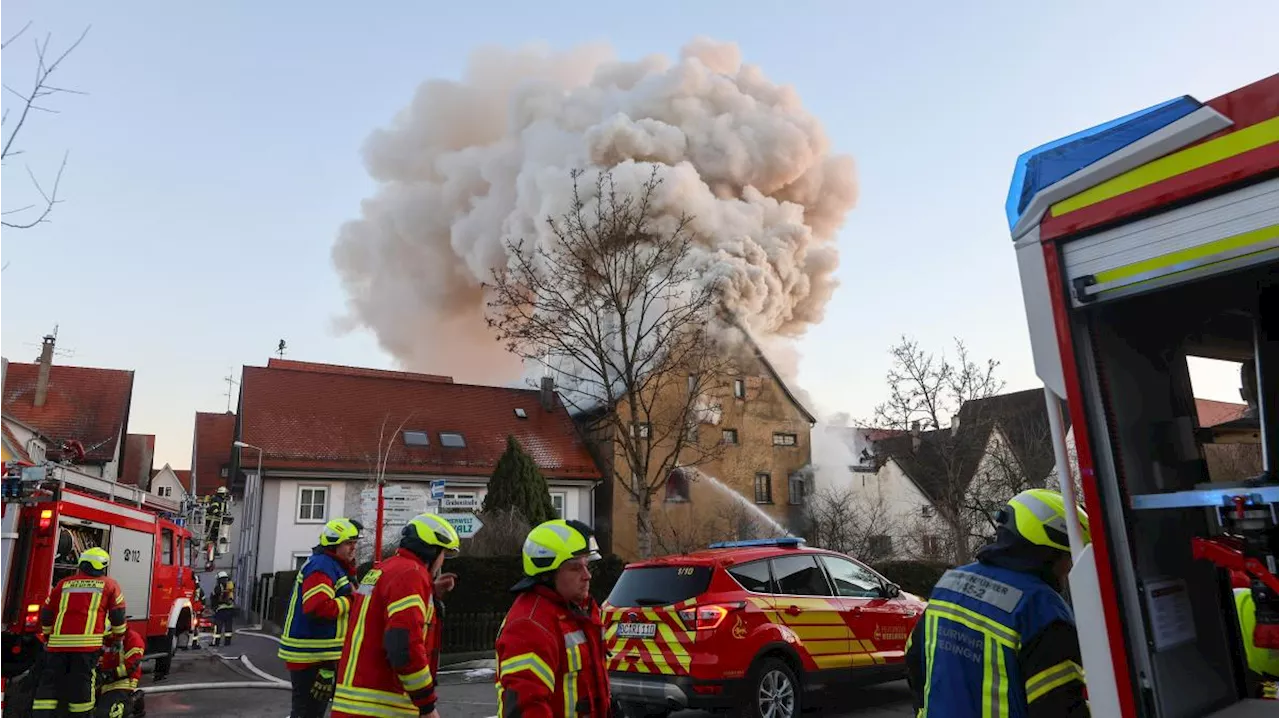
[[740, 657, 800, 718]]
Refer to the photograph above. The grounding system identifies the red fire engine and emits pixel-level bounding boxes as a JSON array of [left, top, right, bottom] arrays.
[[1, 460, 200, 684]]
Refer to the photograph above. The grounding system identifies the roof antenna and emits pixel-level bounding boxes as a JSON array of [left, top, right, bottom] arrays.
[[27, 324, 75, 362], [223, 370, 239, 413], [276, 339, 287, 359]]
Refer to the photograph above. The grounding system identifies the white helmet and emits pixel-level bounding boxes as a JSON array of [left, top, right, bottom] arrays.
[[217, 571, 229, 579]]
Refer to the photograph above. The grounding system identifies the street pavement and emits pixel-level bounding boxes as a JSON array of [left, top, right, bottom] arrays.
[[162, 629, 912, 717]]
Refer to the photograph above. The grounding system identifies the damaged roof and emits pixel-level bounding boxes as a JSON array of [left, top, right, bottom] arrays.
[[2, 362, 134, 464]]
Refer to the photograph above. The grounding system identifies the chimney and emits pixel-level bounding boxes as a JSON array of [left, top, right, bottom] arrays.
[[540, 376, 556, 412], [910, 420, 921, 451], [951, 414, 961, 436], [34, 334, 55, 408]]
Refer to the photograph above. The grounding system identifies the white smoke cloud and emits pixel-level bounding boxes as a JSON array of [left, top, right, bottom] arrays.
[[333, 38, 857, 382]]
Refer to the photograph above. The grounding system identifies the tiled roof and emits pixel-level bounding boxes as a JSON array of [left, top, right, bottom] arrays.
[[1195, 399, 1248, 427], [119, 434, 155, 486], [238, 361, 601, 481], [1, 423, 33, 464], [193, 412, 236, 496], [2, 362, 134, 464]]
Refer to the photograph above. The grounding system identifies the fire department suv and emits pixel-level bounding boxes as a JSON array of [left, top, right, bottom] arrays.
[[1, 460, 199, 687], [603, 538, 926, 718]]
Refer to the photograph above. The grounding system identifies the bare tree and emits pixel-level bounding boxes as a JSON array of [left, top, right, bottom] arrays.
[[802, 486, 898, 562], [873, 336, 1006, 564], [487, 169, 732, 558], [469, 508, 532, 558], [2, 23, 89, 230], [354, 412, 418, 563]]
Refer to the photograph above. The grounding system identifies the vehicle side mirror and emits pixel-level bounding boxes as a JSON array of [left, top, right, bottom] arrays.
[[881, 582, 901, 598]]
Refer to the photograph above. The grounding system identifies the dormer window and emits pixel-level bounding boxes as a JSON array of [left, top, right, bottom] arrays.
[[439, 432, 466, 448], [514, 408, 528, 419], [403, 431, 430, 447]]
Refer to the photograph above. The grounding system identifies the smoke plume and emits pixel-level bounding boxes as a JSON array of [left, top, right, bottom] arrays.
[[333, 38, 857, 381]]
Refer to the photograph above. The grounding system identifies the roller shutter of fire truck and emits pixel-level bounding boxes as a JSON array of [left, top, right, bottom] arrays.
[[1062, 177, 1278, 307], [109, 527, 154, 620]]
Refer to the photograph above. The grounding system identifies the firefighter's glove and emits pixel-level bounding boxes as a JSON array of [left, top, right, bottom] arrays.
[[117, 663, 129, 678], [310, 668, 336, 703]]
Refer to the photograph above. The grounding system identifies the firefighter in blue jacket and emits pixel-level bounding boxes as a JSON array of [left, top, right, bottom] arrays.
[[906, 488, 1090, 717], [278, 518, 363, 718]]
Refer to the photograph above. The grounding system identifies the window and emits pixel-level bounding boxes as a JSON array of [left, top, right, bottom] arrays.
[[439, 432, 466, 448], [721, 428, 738, 445], [754, 473, 773, 504], [161, 529, 174, 565], [869, 534, 894, 557], [728, 560, 773, 593], [514, 408, 528, 419], [818, 556, 882, 598], [922, 535, 943, 556], [157, 486, 172, 498], [687, 374, 697, 394], [293, 553, 312, 571], [606, 566, 713, 608], [630, 423, 651, 439], [220, 467, 229, 478], [771, 555, 831, 596], [787, 473, 807, 505], [684, 421, 699, 442], [665, 468, 691, 503], [772, 433, 798, 447], [920, 505, 934, 518], [549, 492, 566, 518], [733, 378, 745, 399], [403, 431, 430, 447], [297, 486, 328, 523]]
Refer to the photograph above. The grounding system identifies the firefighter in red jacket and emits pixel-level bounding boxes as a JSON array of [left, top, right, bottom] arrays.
[[495, 519, 612, 718], [33, 547, 128, 717], [332, 513, 460, 718], [96, 626, 146, 718]]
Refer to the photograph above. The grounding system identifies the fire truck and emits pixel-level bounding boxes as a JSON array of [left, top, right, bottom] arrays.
[[1007, 75, 1277, 716], [1, 459, 200, 686]]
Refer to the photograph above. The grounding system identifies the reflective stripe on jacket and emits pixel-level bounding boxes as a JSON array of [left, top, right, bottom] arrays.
[[99, 628, 147, 692], [1234, 587, 1279, 678], [279, 549, 355, 667], [40, 572, 127, 652], [213, 579, 236, 610], [909, 562, 1088, 717], [332, 549, 440, 718], [495, 585, 610, 718]]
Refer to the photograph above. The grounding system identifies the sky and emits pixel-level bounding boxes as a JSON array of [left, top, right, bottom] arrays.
[[2, 1, 1276, 468]]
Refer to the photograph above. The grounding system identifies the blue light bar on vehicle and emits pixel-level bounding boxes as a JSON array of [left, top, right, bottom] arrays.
[[708, 537, 806, 550]]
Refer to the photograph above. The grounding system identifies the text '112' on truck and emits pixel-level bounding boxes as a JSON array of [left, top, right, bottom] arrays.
[[1, 457, 200, 689], [1008, 74, 1277, 717]]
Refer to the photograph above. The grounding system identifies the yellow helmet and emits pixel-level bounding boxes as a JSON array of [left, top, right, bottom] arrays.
[[402, 513, 460, 556], [79, 547, 110, 571], [1001, 488, 1090, 553], [318, 517, 363, 547], [522, 519, 600, 578]]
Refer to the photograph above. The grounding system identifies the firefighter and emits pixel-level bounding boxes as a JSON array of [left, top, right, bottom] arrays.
[[96, 625, 146, 718], [279, 517, 363, 718], [332, 513, 460, 718], [906, 489, 1090, 717], [495, 519, 612, 718], [211, 570, 236, 646], [32, 546, 128, 717], [1230, 570, 1278, 699]]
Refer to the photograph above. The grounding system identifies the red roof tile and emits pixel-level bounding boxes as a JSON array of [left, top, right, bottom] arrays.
[[266, 359, 453, 384], [1196, 398, 1249, 427], [239, 362, 601, 481], [119, 434, 155, 486], [2, 362, 134, 464], [193, 412, 236, 496]]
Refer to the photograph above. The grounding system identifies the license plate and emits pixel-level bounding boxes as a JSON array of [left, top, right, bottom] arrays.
[[616, 622, 657, 639]]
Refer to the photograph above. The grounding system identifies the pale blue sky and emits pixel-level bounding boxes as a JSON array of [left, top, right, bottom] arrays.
[[2, 1, 1276, 467]]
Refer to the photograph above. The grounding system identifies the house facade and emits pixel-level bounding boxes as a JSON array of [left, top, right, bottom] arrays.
[[149, 463, 192, 501], [232, 359, 602, 576], [1, 335, 134, 481], [583, 340, 816, 560]]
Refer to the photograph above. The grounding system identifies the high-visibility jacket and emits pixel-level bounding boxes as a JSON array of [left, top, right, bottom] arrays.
[[99, 628, 146, 693], [906, 562, 1089, 717], [279, 548, 356, 669], [40, 571, 127, 652], [212, 578, 235, 611], [1234, 587, 1279, 678], [332, 549, 440, 718], [495, 584, 610, 718]]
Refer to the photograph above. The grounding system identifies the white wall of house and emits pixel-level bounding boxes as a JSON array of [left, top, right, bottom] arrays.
[[2, 420, 48, 464], [150, 466, 190, 501], [255, 478, 348, 574], [847, 461, 942, 560]]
